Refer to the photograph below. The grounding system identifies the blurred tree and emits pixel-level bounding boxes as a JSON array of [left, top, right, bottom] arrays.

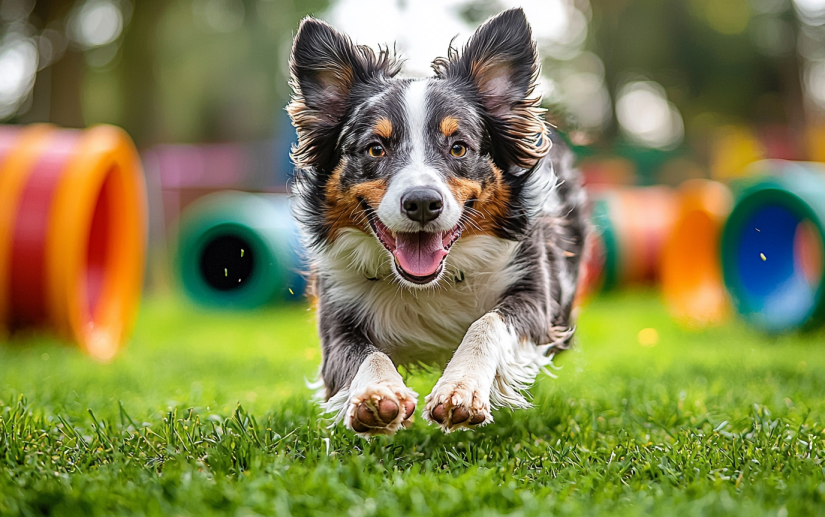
[[114, 0, 330, 146], [589, 0, 805, 151], [4, 0, 330, 147], [117, 0, 165, 147], [29, 1, 82, 127]]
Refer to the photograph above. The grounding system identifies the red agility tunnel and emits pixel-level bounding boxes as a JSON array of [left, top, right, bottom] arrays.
[[0, 125, 146, 361], [587, 186, 678, 291]]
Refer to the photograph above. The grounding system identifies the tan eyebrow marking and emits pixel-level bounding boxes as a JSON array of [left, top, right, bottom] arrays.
[[440, 116, 459, 136], [374, 118, 392, 139]]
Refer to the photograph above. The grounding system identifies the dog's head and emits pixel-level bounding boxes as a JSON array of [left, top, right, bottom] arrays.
[[288, 8, 549, 288]]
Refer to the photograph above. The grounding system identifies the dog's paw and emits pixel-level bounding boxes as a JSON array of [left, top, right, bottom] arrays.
[[345, 382, 417, 438], [423, 380, 492, 432]]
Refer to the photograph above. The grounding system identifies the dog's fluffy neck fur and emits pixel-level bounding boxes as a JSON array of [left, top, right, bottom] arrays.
[[316, 228, 523, 366]]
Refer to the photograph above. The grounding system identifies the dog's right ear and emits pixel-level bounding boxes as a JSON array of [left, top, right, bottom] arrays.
[[288, 17, 397, 172]]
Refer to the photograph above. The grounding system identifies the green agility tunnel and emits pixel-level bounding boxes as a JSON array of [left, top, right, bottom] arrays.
[[174, 191, 305, 308], [721, 161, 825, 332]]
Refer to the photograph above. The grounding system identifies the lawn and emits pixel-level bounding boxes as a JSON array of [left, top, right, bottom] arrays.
[[2, 291, 825, 516]]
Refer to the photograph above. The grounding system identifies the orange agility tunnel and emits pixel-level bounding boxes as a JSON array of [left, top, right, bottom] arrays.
[[660, 180, 733, 326], [0, 124, 147, 361]]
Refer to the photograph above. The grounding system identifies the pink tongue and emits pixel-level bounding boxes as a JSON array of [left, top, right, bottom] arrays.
[[393, 232, 447, 277]]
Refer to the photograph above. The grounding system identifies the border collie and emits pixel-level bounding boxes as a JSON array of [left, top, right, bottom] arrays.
[[288, 8, 587, 437]]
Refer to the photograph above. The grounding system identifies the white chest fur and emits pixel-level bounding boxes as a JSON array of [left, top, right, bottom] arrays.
[[316, 229, 524, 365]]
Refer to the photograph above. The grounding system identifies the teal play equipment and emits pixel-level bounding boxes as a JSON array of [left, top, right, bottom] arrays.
[[721, 161, 825, 332], [174, 191, 305, 308]]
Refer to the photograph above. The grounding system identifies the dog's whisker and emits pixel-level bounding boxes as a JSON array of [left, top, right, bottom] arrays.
[[458, 213, 483, 233]]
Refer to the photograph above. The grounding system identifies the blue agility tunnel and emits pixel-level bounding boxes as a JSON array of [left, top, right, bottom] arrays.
[[721, 162, 825, 332], [174, 191, 306, 309]]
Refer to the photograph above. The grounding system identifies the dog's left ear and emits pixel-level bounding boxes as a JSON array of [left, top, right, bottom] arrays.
[[434, 8, 549, 172]]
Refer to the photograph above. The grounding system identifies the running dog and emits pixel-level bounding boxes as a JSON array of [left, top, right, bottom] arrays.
[[287, 8, 587, 437]]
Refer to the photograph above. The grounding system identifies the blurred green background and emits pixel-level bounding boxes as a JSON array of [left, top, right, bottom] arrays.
[[2, 0, 824, 157]]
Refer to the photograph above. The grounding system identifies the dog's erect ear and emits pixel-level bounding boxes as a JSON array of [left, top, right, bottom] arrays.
[[433, 8, 549, 172], [288, 17, 398, 172]]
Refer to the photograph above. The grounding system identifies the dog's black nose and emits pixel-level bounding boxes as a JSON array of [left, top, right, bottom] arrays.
[[401, 188, 443, 224]]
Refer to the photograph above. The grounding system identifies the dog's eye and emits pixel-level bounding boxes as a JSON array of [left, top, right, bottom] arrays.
[[367, 144, 385, 158], [450, 143, 467, 158]]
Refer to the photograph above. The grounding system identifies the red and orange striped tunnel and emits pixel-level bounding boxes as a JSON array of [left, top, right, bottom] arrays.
[[0, 124, 146, 361]]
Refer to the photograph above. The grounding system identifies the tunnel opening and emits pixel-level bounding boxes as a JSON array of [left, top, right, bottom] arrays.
[[198, 233, 255, 291]]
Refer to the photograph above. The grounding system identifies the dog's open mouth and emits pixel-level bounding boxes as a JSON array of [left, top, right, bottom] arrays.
[[368, 214, 462, 284]]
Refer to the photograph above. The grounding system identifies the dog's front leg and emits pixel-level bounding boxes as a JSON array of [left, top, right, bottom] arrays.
[[316, 303, 417, 438], [423, 310, 558, 432]]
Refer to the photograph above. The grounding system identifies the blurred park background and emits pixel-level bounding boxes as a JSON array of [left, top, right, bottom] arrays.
[[2, 0, 825, 341], [4, 2, 825, 514], [2, 0, 824, 158], [1, 0, 825, 342]]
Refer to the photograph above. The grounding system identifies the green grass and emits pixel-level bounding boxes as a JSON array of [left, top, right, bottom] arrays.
[[2, 291, 825, 516]]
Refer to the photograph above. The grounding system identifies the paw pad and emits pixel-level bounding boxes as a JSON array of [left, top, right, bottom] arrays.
[[424, 384, 492, 432], [346, 384, 417, 438]]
